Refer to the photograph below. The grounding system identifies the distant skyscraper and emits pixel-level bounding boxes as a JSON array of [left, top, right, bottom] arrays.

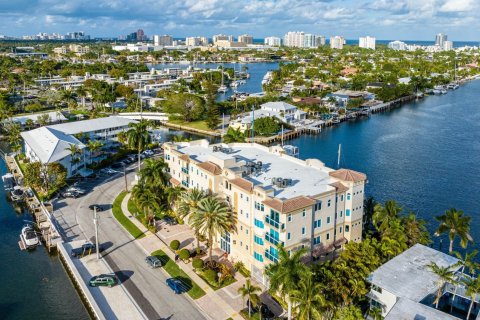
[[359, 36, 376, 50], [137, 29, 145, 41], [443, 40, 453, 51], [284, 32, 323, 48], [330, 36, 344, 49], [264, 36, 281, 46], [213, 34, 233, 44], [435, 33, 447, 48], [388, 40, 407, 51], [238, 34, 253, 44], [153, 35, 173, 46], [316, 35, 326, 46]]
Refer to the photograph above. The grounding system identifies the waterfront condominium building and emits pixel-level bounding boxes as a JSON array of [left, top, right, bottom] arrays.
[[443, 40, 453, 51], [359, 36, 376, 50], [264, 36, 281, 46], [153, 35, 173, 46], [284, 32, 324, 48], [213, 34, 233, 44], [238, 34, 254, 45], [330, 36, 345, 49], [163, 140, 367, 284], [388, 40, 407, 51], [435, 33, 447, 48]]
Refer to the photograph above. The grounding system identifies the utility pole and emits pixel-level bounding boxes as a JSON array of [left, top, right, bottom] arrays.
[[124, 164, 128, 192], [94, 207, 100, 260]]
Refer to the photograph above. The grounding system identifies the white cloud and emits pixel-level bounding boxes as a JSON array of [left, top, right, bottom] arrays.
[[439, 0, 474, 12]]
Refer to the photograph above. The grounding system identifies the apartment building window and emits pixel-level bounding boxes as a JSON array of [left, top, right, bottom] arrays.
[[301, 227, 305, 235], [246, 245, 249, 250], [240, 226, 243, 231], [302, 209, 306, 217], [240, 241, 243, 246], [314, 201, 322, 211], [240, 209, 243, 215], [287, 214, 292, 222], [254, 202, 264, 211], [246, 213, 249, 218], [254, 235, 264, 245], [339, 226, 343, 233], [347, 193, 351, 200], [327, 200, 331, 207], [341, 195, 344, 201], [326, 233, 330, 240], [339, 211, 343, 218], [345, 225, 350, 232], [287, 232, 291, 240], [246, 229, 249, 235], [327, 217, 331, 224], [240, 194, 243, 199], [246, 196, 249, 202], [346, 209, 351, 217], [314, 219, 322, 228], [254, 219, 264, 229], [313, 236, 321, 245], [254, 252, 263, 262]]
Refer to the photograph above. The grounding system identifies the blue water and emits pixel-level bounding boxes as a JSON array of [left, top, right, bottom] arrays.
[[0, 158, 89, 319], [289, 81, 480, 252]]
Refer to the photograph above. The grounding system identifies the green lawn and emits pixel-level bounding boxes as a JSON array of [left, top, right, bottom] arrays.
[[168, 120, 212, 132], [127, 198, 139, 215], [112, 191, 145, 239], [151, 249, 206, 299]]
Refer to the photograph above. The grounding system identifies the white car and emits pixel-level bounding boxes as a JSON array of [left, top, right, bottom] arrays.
[[100, 168, 118, 175], [143, 150, 154, 156]]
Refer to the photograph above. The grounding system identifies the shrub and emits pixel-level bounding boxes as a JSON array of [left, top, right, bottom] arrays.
[[170, 240, 180, 250], [204, 269, 218, 284], [192, 258, 204, 270], [178, 248, 190, 261]]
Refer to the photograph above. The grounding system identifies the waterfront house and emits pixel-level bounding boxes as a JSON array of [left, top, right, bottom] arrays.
[[163, 140, 367, 285], [21, 116, 135, 177], [328, 90, 375, 107], [9, 111, 67, 129], [366, 244, 479, 319]]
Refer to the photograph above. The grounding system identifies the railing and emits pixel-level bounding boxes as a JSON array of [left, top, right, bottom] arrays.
[[264, 250, 278, 263], [181, 167, 189, 174], [265, 216, 284, 230], [181, 180, 189, 187], [265, 233, 283, 246]]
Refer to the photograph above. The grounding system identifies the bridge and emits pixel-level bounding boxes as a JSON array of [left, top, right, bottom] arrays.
[[116, 112, 169, 122]]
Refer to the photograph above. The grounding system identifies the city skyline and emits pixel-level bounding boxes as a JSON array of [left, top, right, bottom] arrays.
[[0, 0, 479, 41]]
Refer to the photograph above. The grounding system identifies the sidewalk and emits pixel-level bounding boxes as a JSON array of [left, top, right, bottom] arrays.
[[121, 192, 243, 320]]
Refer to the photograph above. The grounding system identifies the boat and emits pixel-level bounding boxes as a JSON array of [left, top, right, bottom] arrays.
[[20, 224, 40, 249], [332, 118, 341, 124], [447, 83, 459, 90], [231, 81, 239, 88], [10, 186, 25, 202], [217, 85, 228, 93], [2, 173, 15, 190], [261, 71, 273, 85]]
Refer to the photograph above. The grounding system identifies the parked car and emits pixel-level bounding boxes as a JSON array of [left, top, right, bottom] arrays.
[[71, 242, 103, 258], [145, 255, 162, 268], [89, 274, 118, 287], [101, 168, 118, 174], [67, 187, 86, 195], [164, 216, 178, 225], [61, 191, 78, 198], [260, 303, 275, 319], [166, 278, 186, 294], [88, 204, 103, 212], [143, 149, 154, 156]]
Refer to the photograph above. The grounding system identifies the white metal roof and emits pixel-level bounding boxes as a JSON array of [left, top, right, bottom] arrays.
[[47, 116, 135, 135], [261, 101, 297, 112], [11, 111, 67, 125], [385, 298, 460, 320]]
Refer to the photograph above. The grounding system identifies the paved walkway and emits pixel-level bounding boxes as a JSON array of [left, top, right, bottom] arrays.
[[121, 193, 243, 320]]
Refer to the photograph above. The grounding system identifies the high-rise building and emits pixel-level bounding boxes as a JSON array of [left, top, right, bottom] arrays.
[[388, 40, 407, 51], [330, 36, 345, 49], [238, 34, 254, 45], [186, 37, 200, 47], [359, 36, 376, 50], [137, 29, 145, 41], [264, 36, 281, 46], [284, 32, 323, 48], [443, 40, 453, 51], [435, 33, 447, 48], [213, 34, 233, 44], [153, 35, 173, 46], [316, 35, 326, 46]]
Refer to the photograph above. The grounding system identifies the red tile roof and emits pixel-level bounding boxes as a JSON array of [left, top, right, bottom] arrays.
[[197, 161, 222, 175], [263, 196, 316, 213], [229, 178, 253, 192], [329, 169, 367, 182], [169, 177, 180, 186], [329, 181, 349, 193]]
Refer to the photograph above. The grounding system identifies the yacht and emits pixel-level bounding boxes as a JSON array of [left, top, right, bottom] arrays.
[[217, 85, 228, 93], [10, 186, 25, 202], [2, 173, 15, 190], [261, 71, 273, 85], [20, 224, 40, 249]]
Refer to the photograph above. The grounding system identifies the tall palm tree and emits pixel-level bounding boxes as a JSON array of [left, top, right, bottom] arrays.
[[177, 188, 207, 247], [86, 140, 103, 164], [372, 200, 402, 233], [223, 127, 245, 143], [139, 158, 168, 187], [76, 86, 87, 109], [126, 120, 151, 172], [464, 276, 480, 320], [451, 250, 479, 312], [435, 208, 472, 253], [132, 184, 162, 222], [165, 186, 183, 212], [291, 272, 328, 320], [190, 196, 236, 262], [65, 144, 82, 175], [61, 89, 76, 111], [402, 212, 431, 247], [363, 196, 377, 234], [265, 246, 309, 320], [427, 262, 457, 309], [238, 279, 261, 318]]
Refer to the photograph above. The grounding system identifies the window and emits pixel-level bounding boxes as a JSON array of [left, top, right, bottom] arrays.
[[326, 233, 330, 240], [246, 196, 249, 202], [313, 236, 321, 245], [240, 226, 243, 231], [240, 241, 243, 246], [246, 245, 249, 250], [302, 209, 306, 217], [246, 229, 249, 235], [339, 226, 343, 233], [314, 201, 322, 211], [254, 202, 265, 211], [339, 211, 343, 217], [341, 195, 344, 201], [327, 200, 331, 207], [287, 232, 291, 240], [240, 209, 243, 215], [345, 225, 350, 232], [240, 194, 243, 199], [346, 209, 351, 217], [254, 219, 264, 229], [246, 213, 249, 218], [314, 219, 322, 228], [301, 227, 305, 235], [372, 285, 382, 294], [327, 216, 331, 224], [254, 252, 263, 262], [287, 214, 292, 222], [347, 193, 351, 200]]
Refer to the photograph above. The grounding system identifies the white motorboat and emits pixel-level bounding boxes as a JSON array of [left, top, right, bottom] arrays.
[[217, 85, 228, 93], [20, 225, 40, 249], [10, 186, 25, 202], [2, 173, 15, 190]]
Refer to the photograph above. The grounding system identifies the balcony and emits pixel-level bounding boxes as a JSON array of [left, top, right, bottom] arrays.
[[265, 216, 285, 231], [265, 233, 284, 246], [181, 167, 189, 174], [264, 250, 278, 263], [181, 180, 189, 187]]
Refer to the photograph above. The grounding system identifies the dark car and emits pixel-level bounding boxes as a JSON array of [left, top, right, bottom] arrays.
[[164, 216, 178, 225], [166, 278, 186, 294], [89, 274, 118, 287], [145, 255, 162, 268], [260, 303, 275, 319], [71, 242, 102, 258], [111, 162, 124, 169], [89, 204, 103, 212]]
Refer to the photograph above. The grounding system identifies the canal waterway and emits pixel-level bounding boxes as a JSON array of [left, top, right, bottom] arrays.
[[289, 80, 480, 253], [0, 158, 90, 319]]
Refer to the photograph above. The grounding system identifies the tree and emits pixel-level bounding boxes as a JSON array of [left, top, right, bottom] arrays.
[[5, 122, 22, 153], [435, 208, 472, 253], [37, 113, 50, 126], [223, 127, 245, 143], [25, 118, 34, 130], [76, 86, 87, 109], [23, 161, 66, 194], [162, 93, 205, 122], [363, 196, 377, 235], [238, 279, 261, 318], [65, 144, 82, 175], [204, 80, 220, 129], [372, 200, 402, 234], [126, 120, 151, 172], [60, 89, 76, 111], [190, 196, 236, 262], [427, 262, 457, 309], [251, 116, 282, 137], [464, 276, 480, 320], [86, 140, 103, 164], [402, 212, 431, 247], [176, 188, 207, 249], [450, 250, 479, 312], [291, 272, 328, 320], [265, 245, 309, 320], [132, 183, 162, 223], [139, 158, 169, 187]]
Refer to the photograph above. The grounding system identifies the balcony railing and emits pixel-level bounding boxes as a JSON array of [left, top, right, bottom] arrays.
[[265, 233, 283, 246], [264, 250, 278, 263], [265, 216, 285, 230], [181, 167, 189, 174], [181, 180, 189, 187]]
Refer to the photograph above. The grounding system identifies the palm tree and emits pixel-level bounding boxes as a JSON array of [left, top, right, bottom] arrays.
[[290, 272, 328, 320], [76, 86, 87, 109], [177, 188, 207, 249], [435, 208, 472, 253], [450, 250, 479, 312], [427, 262, 457, 309], [61, 89, 76, 111], [223, 127, 245, 143], [126, 120, 151, 172], [139, 158, 168, 187], [132, 184, 162, 223], [165, 186, 183, 212], [402, 212, 430, 247], [86, 140, 103, 164], [190, 196, 236, 262], [238, 279, 261, 318], [6, 122, 22, 153], [372, 200, 402, 233], [363, 196, 377, 234], [464, 276, 480, 320], [265, 245, 309, 320], [65, 144, 82, 175]]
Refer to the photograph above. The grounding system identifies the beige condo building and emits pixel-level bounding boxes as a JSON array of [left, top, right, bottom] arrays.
[[163, 140, 366, 284]]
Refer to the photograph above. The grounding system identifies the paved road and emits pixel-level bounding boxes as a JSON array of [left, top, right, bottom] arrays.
[[52, 167, 206, 320]]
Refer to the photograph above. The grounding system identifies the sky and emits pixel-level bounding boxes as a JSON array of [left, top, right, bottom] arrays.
[[0, 0, 479, 41]]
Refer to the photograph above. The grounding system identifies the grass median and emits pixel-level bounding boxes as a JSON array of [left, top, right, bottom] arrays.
[[112, 191, 146, 239], [151, 249, 206, 299]]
